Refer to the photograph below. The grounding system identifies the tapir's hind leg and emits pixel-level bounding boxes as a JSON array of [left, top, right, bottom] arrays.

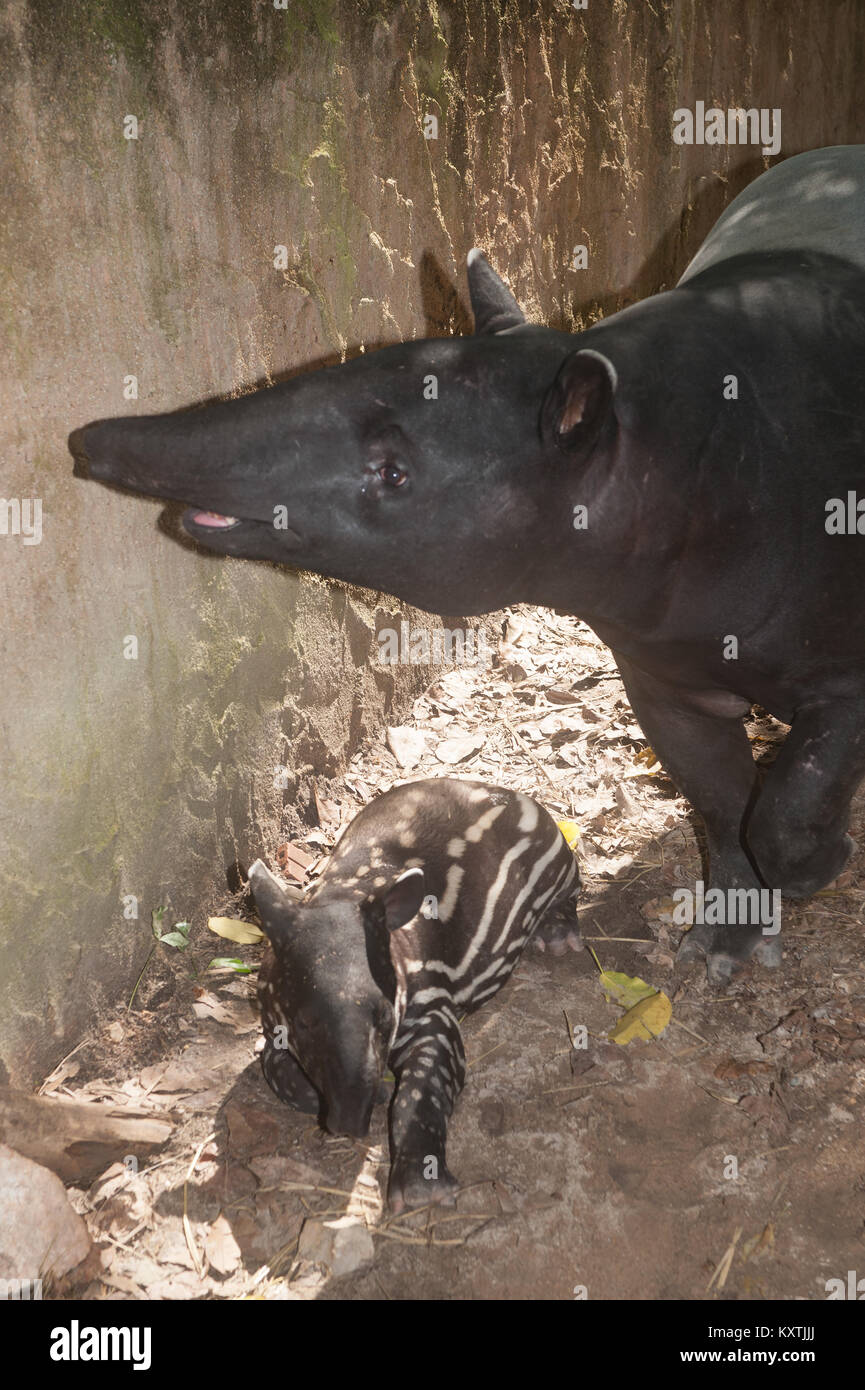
[[533, 906, 582, 955], [533, 870, 582, 955], [746, 699, 865, 897], [613, 655, 774, 984]]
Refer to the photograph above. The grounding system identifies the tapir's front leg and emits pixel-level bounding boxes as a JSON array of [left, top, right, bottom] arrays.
[[260, 1038, 321, 1115], [387, 1008, 467, 1212], [613, 653, 774, 984]]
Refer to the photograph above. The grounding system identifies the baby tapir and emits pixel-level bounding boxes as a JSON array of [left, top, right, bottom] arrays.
[[248, 777, 580, 1211]]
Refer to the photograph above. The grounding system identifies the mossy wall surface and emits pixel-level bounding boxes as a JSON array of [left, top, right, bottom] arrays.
[[2, 0, 864, 1084]]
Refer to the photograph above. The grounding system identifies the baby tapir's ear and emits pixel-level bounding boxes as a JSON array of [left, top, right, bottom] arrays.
[[248, 859, 296, 941], [382, 867, 426, 933], [541, 348, 617, 454]]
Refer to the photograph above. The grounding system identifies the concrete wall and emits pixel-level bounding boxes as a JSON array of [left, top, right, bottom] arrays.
[[2, 0, 864, 1085]]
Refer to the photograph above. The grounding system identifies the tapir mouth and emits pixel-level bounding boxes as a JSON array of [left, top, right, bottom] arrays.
[[184, 509, 242, 530], [181, 508, 303, 549]]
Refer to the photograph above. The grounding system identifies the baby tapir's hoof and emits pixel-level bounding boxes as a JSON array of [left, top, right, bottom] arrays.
[[676, 922, 783, 985], [388, 1152, 459, 1214], [532, 912, 582, 955]]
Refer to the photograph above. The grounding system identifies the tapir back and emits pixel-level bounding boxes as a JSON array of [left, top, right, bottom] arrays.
[[680, 145, 865, 282]]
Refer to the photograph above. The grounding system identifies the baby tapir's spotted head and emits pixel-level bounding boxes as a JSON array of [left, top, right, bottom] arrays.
[[248, 858, 426, 1140]]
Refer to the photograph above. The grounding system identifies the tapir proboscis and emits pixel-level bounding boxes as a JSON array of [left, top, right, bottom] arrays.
[[70, 145, 865, 985]]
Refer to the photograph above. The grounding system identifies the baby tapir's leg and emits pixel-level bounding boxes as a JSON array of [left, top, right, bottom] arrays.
[[531, 840, 582, 955], [532, 892, 582, 955], [387, 1008, 467, 1212], [260, 1038, 320, 1115]]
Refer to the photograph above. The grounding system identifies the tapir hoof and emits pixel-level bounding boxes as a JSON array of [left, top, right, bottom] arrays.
[[676, 923, 783, 985], [387, 1155, 459, 1214]]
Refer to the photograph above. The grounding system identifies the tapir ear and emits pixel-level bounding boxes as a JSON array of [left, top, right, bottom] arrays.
[[248, 859, 298, 941], [541, 348, 617, 453], [466, 248, 526, 335], [381, 867, 426, 933]]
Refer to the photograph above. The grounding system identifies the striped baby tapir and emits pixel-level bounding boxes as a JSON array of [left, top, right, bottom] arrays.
[[248, 777, 580, 1211]]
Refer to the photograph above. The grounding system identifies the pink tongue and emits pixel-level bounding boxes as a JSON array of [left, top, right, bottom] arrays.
[[191, 510, 238, 528]]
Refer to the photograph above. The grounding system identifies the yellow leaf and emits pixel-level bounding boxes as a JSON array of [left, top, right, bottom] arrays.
[[599, 969, 656, 1009], [609, 990, 672, 1044], [207, 916, 264, 944], [634, 746, 660, 768], [742, 1223, 775, 1260], [557, 819, 580, 851]]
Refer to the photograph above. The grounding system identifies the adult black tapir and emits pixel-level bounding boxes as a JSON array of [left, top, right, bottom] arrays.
[[70, 146, 865, 985]]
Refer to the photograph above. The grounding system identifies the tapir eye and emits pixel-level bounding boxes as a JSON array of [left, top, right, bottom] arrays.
[[378, 463, 407, 488]]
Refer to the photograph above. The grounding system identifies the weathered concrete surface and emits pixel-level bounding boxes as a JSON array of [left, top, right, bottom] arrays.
[[1, 0, 864, 1085]]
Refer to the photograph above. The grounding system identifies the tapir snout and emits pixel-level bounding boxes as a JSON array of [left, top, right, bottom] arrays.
[[323, 1090, 378, 1141], [69, 392, 309, 541], [317, 1006, 393, 1139]]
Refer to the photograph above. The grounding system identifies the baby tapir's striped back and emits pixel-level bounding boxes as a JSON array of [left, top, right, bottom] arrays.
[[323, 778, 579, 1006], [250, 778, 580, 1212]]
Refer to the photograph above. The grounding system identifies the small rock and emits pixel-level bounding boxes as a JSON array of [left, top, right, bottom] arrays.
[[297, 1216, 374, 1277], [0, 1144, 91, 1281]]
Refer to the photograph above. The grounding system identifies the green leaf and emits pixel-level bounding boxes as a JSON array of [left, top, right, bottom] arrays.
[[158, 931, 190, 951], [208, 957, 254, 975]]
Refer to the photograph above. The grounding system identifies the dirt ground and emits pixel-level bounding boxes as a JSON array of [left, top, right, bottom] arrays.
[[47, 608, 865, 1301]]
